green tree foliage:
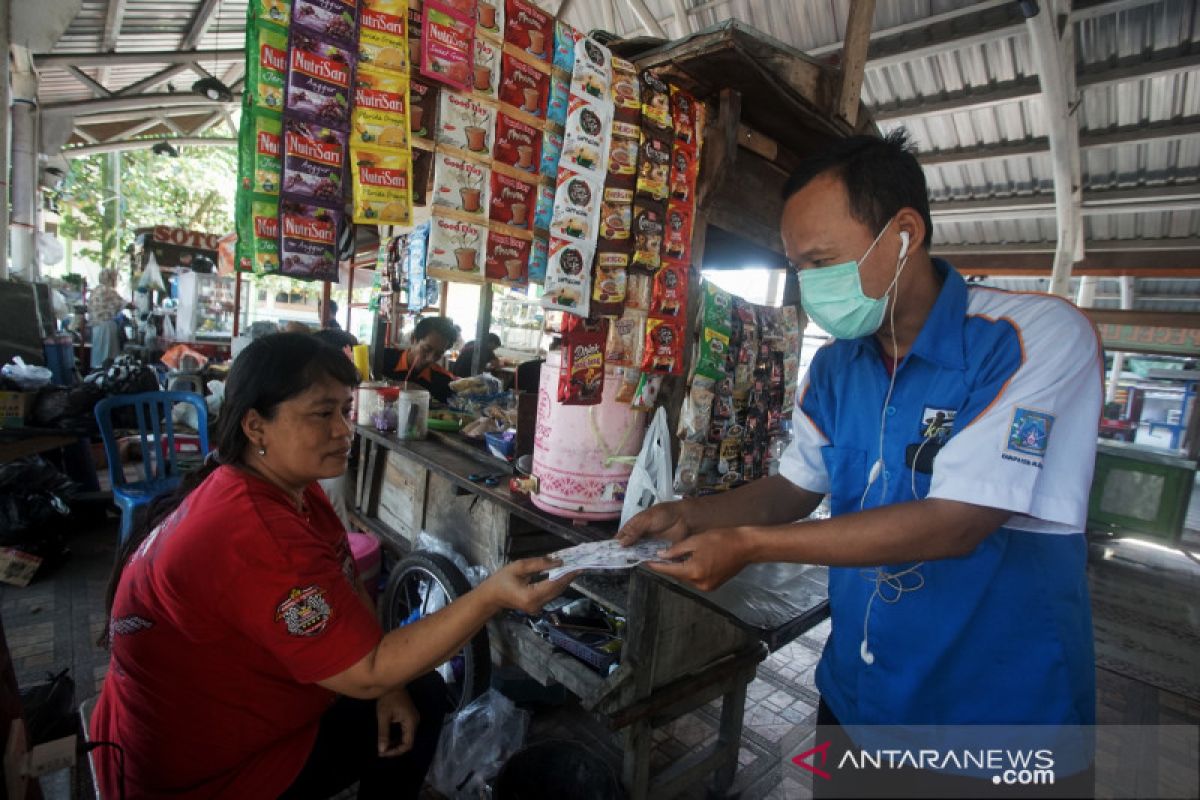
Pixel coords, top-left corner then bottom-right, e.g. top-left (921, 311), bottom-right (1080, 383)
top-left (56, 144), bottom-right (238, 267)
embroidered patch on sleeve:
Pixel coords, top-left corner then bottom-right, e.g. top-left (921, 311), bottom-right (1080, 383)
top-left (275, 585), bottom-right (332, 637)
top-left (1007, 407), bottom-right (1054, 457)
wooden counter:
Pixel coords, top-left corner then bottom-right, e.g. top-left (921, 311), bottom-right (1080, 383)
top-left (352, 427), bottom-right (829, 799)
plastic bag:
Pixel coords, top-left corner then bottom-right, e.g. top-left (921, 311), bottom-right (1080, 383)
top-left (429, 688), bottom-right (530, 799)
top-left (416, 532), bottom-right (490, 587)
top-left (620, 406), bottom-right (673, 528)
top-left (2, 357), bottom-right (53, 390)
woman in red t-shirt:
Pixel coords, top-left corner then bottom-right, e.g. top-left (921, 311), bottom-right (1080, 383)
top-left (90, 333), bottom-right (574, 799)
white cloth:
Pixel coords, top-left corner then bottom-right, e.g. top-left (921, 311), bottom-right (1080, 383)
top-left (90, 320), bottom-right (121, 369)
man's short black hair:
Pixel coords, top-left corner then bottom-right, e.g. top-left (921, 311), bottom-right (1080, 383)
top-left (413, 316), bottom-right (460, 345)
top-left (485, 333), bottom-right (501, 348)
top-left (781, 129), bottom-right (933, 248)
top-left (312, 327), bottom-right (358, 350)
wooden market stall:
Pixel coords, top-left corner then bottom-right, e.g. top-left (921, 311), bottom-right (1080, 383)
top-left (353, 19), bottom-right (877, 799)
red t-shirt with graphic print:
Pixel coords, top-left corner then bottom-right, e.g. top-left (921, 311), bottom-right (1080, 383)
top-left (90, 465), bottom-right (381, 799)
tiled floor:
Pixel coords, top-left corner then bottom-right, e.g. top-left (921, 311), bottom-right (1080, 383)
top-left (3, 513), bottom-right (1200, 799)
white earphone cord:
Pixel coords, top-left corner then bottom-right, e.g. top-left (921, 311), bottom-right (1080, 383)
top-left (858, 229), bottom-right (926, 666)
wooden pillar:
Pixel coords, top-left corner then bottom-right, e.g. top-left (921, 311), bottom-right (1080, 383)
top-left (232, 270), bottom-right (242, 336)
top-left (321, 280), bottom-right (332, 327)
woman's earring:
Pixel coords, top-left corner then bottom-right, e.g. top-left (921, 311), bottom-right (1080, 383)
top-left (258, 446), bottom-right (267, 457)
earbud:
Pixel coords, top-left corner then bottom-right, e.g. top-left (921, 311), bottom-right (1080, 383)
top-left (899, 231), bottom-right (911, 260)
top-left (860, 640), bottom-right (875, 665)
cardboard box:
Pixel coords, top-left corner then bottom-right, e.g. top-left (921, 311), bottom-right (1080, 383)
top-left (0, 391), bottom-right (36, 429)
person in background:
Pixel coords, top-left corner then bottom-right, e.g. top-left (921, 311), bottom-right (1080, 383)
top-left (313, 327), bottom-right (359, 361)
top-left (323, 299), bottom-right (343, 330)
top-left (451, 333), bottom-right (502, 378)
top-left (389, 316), bottom-right (460, 403)
top-left (88, 268), bottom-right (126, 369)
top-left (284, 321), bottom-right (312, 334)
top-left (90, 333), bottom-right (574, 799)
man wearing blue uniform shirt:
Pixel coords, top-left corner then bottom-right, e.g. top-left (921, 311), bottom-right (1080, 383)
top-left (619, 130), bottom-right (1102, 793)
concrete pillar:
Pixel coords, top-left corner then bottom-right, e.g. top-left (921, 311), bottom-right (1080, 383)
top-left (9, 70), bottom-right (38, 281)
top-left (1, 0), bottom-right (11, 280)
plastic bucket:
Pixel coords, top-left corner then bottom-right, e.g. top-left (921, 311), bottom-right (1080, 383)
top-left (530, 352), bottom-right (645, 521)
top-left (494, 740), bottom-right (621, 800)
top-left (347, 532), bottom-right (382, 601)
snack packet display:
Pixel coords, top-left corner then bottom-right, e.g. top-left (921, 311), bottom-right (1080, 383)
top-left (282, 119), bottom-right (347, 204)
top-left (489, 170), bottom-right (535, 229)
top-left (493, 112), bottom-right (542, 173)
top-left (635, 128), bottom-right (671, 202)
top-left (631, 201), bottom-right (665, 272)
top-left (569, 37), bottom-right (612, 101)
top-left (471, 31), bottom-right (501, 96)
top-left (527, 235), bottom-right (548, 283)
top-left (420, 0), bottom-right (474, 90)
top-left (249, 110), bottom-right (283, 196)
top-left (504, 0), bottom-right (553, 63)
top-left (640, 70), bottom-right (671, 131)
top-left (558, 316), bottom-right (608, 405)
top-left (409, 78), bottom-right (439, 139)
top-left (662, 201), bottom-right (693, 263)
top-left (552, 19), bottom-right (580, 74)
top-left (630, 372), bottom-right (664, 410)
top-left (358, 3), bottom-right (409, 75)
top-left (279, 197), bottom-right (341, 280)
top-left (649, 261), bottom-right (687, 317)
top-left (351, 147), bottom-right (413, 224)
top-left (499, 51), bottom-right (549, 118)
top-left (560, 95), bottom-right (612, 180)
top-left (541, 237), bottom-right (593, 316)
top-left (610, 56), bottom-right (640, 124)
top-left (351, 66), bottom-right (410, 150)
top-left (540, 128), bottom-right (563, 179)
top-left (285, 33), bottom-right (356, 128)
top-left (641, 316), bottom-right (682, 375)
top-left (549, 169), bottom-right (603, 244)
top-left (475, 0), bottom-right (502, 36)
top-left (293, 0), bottom-right (360, 48)
top-left (485, 229), bottom-right (531, 284)
top-left (431, 151), bottom-right (490, 219)
top-left (249, 20), bottom-right (289, 112)
top-left (426, 212), bottom-right (487, 281)
top-left (605, 310), bottom-right (645, 367)
top-left (436, 90), bottom-right (496, 155)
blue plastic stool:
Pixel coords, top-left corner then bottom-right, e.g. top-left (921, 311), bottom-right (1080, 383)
top-left (94, 391), bottom-right (210, 543)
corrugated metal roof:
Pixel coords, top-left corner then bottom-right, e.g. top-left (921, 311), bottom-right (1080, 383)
top-left (29, 0), bottom-right (1200, 299)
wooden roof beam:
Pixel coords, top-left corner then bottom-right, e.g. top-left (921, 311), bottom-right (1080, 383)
top-left (834, 0), bottom-right (876, 129)
top-left (1025, 0), bottom-right (1083, 297)
top-left (951, 249), bottom-right (1200, 278)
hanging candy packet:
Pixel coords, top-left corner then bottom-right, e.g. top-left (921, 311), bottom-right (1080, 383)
top-left (631, 201), bottom-right (665, 272)
top-left (358, 3), bottom-right (409, 75)
top-left (420, 1), bottom-right (474, 91)
top-left (489, 170), bottom-right (535, 229)
top-left (475, 0), bottom-right (503, 36)
top-left (426, 212), bottom-right (487, 281)
top-left (635, 128), bottom-right (672, 201)
top-left (550, 169), bottom-right (603, 244)
top-left (610, 57), bottom-right (640, 124)
top-left (558, 317), bottom-right (608, 405)
top-left (249, 21), bottom-right (289, 112)
top-left (640, 70), bottom-right (671, 131)
top-left (641, 316), bottom-right (683, 375)
top-left (493, 112), bottom-right (542, 173)
top-left (527, 235), bottom-right (548, 283)
top-left (605, 310), bottom-right (645, 367)
top-left (279, 197), bottom-right (341, 280)
top-left (471, 33), bottom-right (502, 97)
top-left (282, 119), bottom-right (347, 204)
top-left (285, 33), bottom-right (356, 128)
top-left (553, 19), bottom-right (580, 73)
top-left (350, 147), bottom-right (413, 225)
top-left (541, 237), bottom-right (593, 316)
top-left (650, 261), bottom-right (687, 317)
top-left (662, 202), bottom-right (693, 263)
top-left (485, 229), bottom-right (531, 284)
top-left (570, 37), bottom-right (612, 102)
top-left (561, 95), bottom-right (612, 180)
top-left (540, 128), bottom-right (563, 179)
top-left (504, 0), bottom-right (553, 64)
top-left (352, 66), bottom-right (410, 150)
top-left (250, 111), bottom-right (283, 196)
top-left (409, 78), bottom-right (438, 139)
top-left (431, 151), bottom-right (490, 219)
top-left (630, 372), bottom-right (664, 410)
top-left (436, 90), bottom-right (496, 155)
top-left (499, 51), bottom-right (549, 118)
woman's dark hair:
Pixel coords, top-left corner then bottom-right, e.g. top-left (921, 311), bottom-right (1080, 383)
top-left (100, 333), bottom-right (359, 645)
top-left (412, 316), bottom-right (460, 344)
top-left (781, 128), bottom-right (933, 248)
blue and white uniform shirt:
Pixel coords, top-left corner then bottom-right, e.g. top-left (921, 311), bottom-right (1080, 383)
top-left (778, 260), bottom-right (1103, 726)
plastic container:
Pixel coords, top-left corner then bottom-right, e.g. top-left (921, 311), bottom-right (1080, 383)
top-left (530, 352), bottom-right (645, 521)
top-left (347, 532), bottom-right (382, 601)
top-left (396, 387), bottom-right (430, 440)
top-left (355, 381), bottom-right (387, 426)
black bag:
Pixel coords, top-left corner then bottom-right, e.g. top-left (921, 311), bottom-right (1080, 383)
top-left (19, 668), bottom-right (77, 746)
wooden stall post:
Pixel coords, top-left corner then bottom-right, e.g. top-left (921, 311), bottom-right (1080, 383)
top-left (232, 270), bottom-right (242, 337)
top-left (835, 0), bottom-right (877, 128)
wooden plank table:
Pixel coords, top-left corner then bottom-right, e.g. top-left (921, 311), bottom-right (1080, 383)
top-left (352, 426), bottom-right (829, 799)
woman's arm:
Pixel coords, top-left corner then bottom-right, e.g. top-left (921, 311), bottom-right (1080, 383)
top-left (318, 557), bottom-right (573, 698)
